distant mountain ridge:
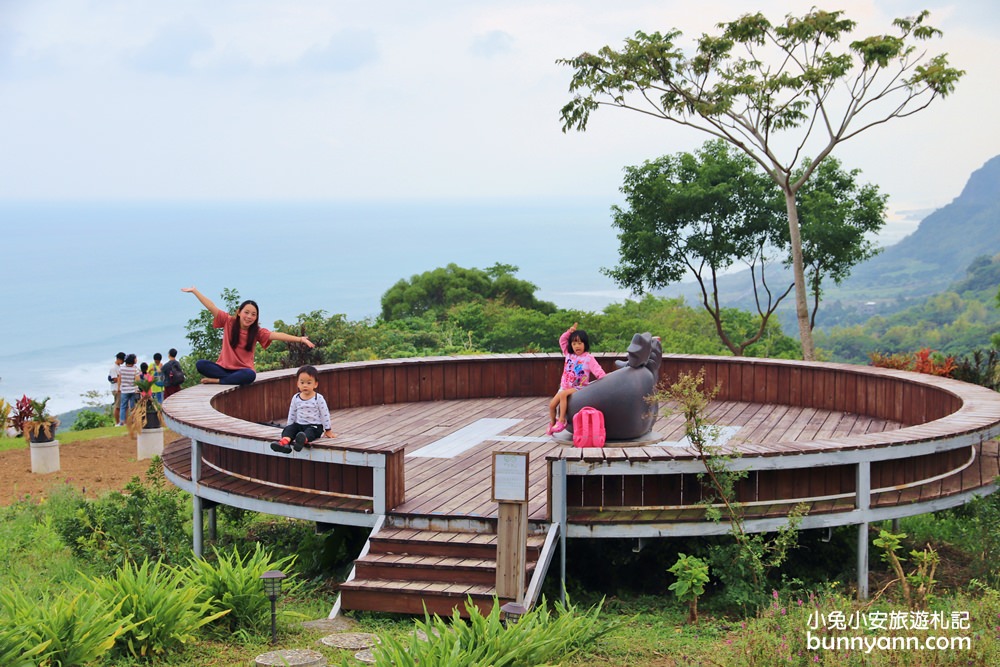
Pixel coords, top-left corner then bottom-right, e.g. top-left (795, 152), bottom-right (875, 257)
top-left (653, 153), bottom-right (1000, 327)
top-left (840, 153), bottom-right (1000, 298)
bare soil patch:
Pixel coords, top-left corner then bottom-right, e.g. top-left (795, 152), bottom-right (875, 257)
top-left (1, 432), bottom-right (158, 505)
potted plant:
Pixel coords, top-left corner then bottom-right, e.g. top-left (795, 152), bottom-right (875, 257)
top-left (127, 371), bottom-right (162, 437)
top-left (22, 396), bottom-right (59, 443)
top-left (0, 397), bottom-right (13, 437)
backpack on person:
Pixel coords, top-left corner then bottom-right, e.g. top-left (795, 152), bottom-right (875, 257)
top-left (572, 406), bottom-right (606, 448)
top-left (164, 360), bottom-right (186, 387)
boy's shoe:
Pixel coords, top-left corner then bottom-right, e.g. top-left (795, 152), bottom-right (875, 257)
top-left (552, 421), bottom-right (566, 434)
top-left (293, 432), bottom-right (308, 451)
top-left (270, 437), bottom-right (292, 454)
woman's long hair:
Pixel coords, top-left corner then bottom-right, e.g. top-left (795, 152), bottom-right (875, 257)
top-left (230, 299), bottom-right (260, 351)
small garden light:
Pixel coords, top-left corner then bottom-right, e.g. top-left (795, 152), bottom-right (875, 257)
top-left (500, 601), bottom-right (527, 628)
top-left (260, 569), bottom-right (286, 644)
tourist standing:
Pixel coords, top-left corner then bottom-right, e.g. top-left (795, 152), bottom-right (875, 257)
top-left (108, 351), bottom-right (125, 426)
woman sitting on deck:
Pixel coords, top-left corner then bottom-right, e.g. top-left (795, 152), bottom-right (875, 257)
top-left (181, 286), bottom-right (315, 385)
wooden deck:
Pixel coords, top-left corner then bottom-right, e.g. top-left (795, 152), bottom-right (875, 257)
top-left (159, 353), bottom-right (1000, 616)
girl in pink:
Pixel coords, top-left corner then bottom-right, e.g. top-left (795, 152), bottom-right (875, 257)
top-left (547, 322), bottom-right (605, 435)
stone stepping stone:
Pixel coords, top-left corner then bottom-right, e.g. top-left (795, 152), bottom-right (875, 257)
top-left (319, 632), bottom-right (380, 651)
top-left (255, 648), bottom-right (326, 667)
top-left (354, 648), bottom-right (377, 664)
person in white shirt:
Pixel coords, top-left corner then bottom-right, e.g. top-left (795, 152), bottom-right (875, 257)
top-left (108, 352), bottom-right (125, 426)
top-left (270, 365), bottom-right (336, 454)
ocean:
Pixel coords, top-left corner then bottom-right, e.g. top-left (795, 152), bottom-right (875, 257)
top-left (0, 199), bottom-right (631, 415)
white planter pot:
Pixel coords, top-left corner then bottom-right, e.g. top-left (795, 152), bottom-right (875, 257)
top-left (30, 439), bottom-right (60, 474)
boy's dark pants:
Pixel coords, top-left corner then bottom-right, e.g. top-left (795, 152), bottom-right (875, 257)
top-left (280, 423), bottom-right (324, 443)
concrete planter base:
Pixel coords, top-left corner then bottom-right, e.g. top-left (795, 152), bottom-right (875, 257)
top-left (137, 428), bottom-right (164, 460)
top-left (30, 439), bottom-right (60, 474)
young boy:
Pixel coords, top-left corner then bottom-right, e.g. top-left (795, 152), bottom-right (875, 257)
top-left (270, 365), bottom-right (336, 454)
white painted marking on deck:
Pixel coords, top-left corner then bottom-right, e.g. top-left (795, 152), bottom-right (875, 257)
top-left (670, 425), bottom-right (741, 448)
top-left (407, 418), bottom-right (524, 458)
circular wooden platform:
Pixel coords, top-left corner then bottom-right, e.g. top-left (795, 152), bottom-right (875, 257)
top-left (161, 353), bottom-right (1000, 537)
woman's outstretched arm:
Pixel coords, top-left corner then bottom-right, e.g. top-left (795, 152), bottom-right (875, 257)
top-left (181, 287), bottom-right (223, 317)
top-left (269, 331), bottom-right (316, 348)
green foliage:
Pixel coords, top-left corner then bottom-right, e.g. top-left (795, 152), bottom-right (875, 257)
top-left (607, 140), bottom-right (794, 356)
top-left (185, 287), bottom-right (241, 361)
top-left (52, 460), bottom-right (190, 573)
top-left (72, 408), bottom-right (115, 430)
top-left (380, 262), bottom-right (556, 322)
top-left (0, 585), bottom-right (126, 667)
top-left (0, 397), bottom-right (11, 433)
top-left (653, 371), bottom-right (805, 612)
top-left (818, 254), bottom-right (1000, 363)
top-left (668, 553), bottom-right (709, 623)
top-left (88, 558), bottom-right (228, 659)
top-left (792, 156), bottom-right (888, 328)
top-left (184, 544), bottom-right (299, 636)
top-left (559, 7), bottom-right (962, 360)
top-left (362, 596), bottom-right (618, 667)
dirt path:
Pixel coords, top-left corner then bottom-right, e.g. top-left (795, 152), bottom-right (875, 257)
top-left (1, 432), bottom-right (161, 505)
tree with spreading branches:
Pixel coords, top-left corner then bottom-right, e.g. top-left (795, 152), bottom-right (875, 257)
top-left (559, 8), bottom-right (963, 359)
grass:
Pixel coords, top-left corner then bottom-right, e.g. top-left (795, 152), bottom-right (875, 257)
top-left (1, 424), bottom-right (174, 451)
top-left (3, 428), bottom-right (1000, 665)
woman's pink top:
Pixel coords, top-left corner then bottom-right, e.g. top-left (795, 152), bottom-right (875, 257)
top-left (559, 328), bottom-right (606, 390)
top-left (214, 311), bottom-right (272, 370)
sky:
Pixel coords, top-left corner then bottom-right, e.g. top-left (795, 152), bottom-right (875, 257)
top-left (2, 1), bottom-right (1000, 243)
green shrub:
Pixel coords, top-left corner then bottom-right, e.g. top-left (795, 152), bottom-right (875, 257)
top-left (54, 460), bottom-right (189, 572)
top-left (88, 558), bottom-right (227, 659)
top-left (236, 517), bottom-right (367, 579)
top-left (71, 409), bottom-right (114, 430)
top-left (185, 543), bottom-right (299, 636)
top-left (365, 596), bottom-right (618, 667)
top-left (0, 586), bottom-right (127, 667)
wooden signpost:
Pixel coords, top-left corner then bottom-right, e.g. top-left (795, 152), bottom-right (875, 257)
top-left (492, 451), bottom-right (528, 603)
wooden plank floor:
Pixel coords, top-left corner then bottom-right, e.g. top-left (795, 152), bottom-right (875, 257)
top-left (319, 397), bottom-right (907, 522)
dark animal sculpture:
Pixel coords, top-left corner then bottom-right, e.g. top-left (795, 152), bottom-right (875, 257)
top-left (565, 332), bottom-right (661, 441)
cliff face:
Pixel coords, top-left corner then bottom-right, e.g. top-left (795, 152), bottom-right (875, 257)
top-left (843, 155), bottom-right (1000, 295)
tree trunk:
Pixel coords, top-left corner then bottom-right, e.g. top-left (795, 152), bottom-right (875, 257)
top-left (784, 189), bottom-right (816, 360)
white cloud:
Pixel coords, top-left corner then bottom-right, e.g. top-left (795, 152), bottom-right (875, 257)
top-left (0, 0), bottom-right (995, 215)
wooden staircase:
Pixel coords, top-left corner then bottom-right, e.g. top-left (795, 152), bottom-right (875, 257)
top-left (337, 525), bottom-right (549, 617)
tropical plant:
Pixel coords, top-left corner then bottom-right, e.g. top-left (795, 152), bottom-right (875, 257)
top-left (21, 396), bottom-right (58, 442)
top-left (368, 596), bottom-right (617, 667)
top-left (126, 370), bottom-right (162, 437)
top-left (184, 544), bottom-right (300, 636)
top-left (0, 586), bottom-right (127, 667)
top-left (87, 558), bottom-right (228, 659)
top-left (0, 398), bottom-right (12, 436)
top-left (9, 394), bottom-right (32, 437)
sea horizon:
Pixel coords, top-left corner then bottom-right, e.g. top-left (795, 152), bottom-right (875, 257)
top-left (1, 197), bottom-right (633, 415)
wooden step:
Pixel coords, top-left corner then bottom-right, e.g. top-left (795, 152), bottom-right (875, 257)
top-left (338, 578), bottom-right (506, 617)
top-left (339, 526), bottom-right (545, 617)
top-left (355, 552), bottom-right (537, 586)
top-left (368, 527), bottom-right (546, 560)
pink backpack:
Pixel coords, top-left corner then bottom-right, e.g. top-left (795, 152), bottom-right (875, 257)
top-left (572, 407), bottom-right (606, 448)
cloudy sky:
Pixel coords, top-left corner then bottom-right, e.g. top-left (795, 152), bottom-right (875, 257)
top-left (2, 0), bottom-right (998, 231)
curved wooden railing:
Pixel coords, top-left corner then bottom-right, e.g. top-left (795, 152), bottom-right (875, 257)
top-left (162, 354), bottom-right (1000, 532)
